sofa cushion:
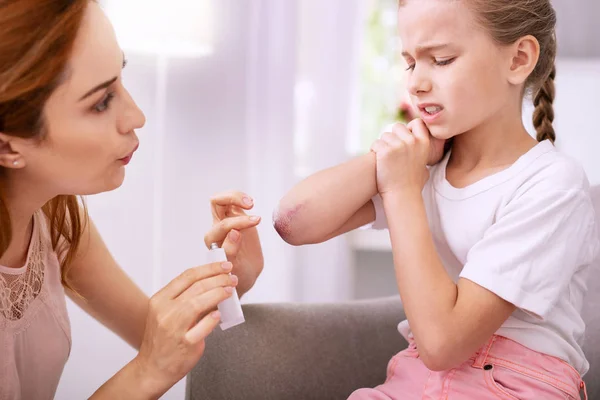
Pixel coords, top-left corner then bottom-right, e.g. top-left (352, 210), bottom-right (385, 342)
top-left (581, 185), bottom-right (600, 397)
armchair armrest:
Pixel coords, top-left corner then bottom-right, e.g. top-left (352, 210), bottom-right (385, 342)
top-left (186, 296), bottom-right (406, 400)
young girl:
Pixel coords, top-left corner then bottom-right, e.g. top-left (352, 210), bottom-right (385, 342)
top-left (275, 0), bottom-right (598, 398)
top-left (0, 1), bottom-right (264, 398)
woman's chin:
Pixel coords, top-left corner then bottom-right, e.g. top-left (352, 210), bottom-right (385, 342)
top-left (74, 172), bottom-right (126, 196)
top-left (102, 173), bottom-right (126, 193)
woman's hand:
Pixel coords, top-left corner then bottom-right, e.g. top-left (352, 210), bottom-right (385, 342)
top-left (110, 262), bottom-right (239, 398)
top-left (203, 191), bottom-right (264, 297)
top-left (371, 119), bottom-right (445, 195)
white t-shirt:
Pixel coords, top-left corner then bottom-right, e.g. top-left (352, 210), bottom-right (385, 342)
top-left (368, 140), bottom-right (599, 375)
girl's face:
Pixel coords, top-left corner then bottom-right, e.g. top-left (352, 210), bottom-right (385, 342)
top-left (398, 0), bottom-right (517, 140)
top-left (5, 2), bottom-right (146, 196)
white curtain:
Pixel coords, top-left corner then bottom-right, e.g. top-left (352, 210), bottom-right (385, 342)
top-left (57, 1), bottom-right (301, 398)
top-left (292, 0), bottom-right (365, 302)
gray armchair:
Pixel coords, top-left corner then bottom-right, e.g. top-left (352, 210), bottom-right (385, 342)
top-left (186, 297), bottom-right (406, 399)
top-left (187, 291), bottom-right (600, 399)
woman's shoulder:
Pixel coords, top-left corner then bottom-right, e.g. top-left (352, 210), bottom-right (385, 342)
top-left (36, 209), bottom-right (67, 262)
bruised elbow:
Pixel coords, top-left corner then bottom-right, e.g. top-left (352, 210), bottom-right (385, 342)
top-left (272, 203), bottom-right (304, 245)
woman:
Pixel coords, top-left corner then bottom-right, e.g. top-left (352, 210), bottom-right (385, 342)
top-left (0, 1), bottom-right (264, 398)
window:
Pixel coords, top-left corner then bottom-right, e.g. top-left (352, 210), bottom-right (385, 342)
top-left (354, 0), bottom-right (409, 154)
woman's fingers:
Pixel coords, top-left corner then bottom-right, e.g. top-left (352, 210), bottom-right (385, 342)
top-left (185, 310), bottom-right (222, 344)
top-left (178, 286), bottom-right (233, 331)
top-left (210, 191), bottom-right (254, 220)
top-left (221, 229), bottom-right (242, 261)
top-left (157, 262), bottom-right (233, 300)
top-left (203, 215), bottom-right (261, 248)
top-left (136, 268), bottom-right (236, 392)
top-left (210, 191), bottom-right (254, 209)
top-left (176, 273), bottom-right (238, 304)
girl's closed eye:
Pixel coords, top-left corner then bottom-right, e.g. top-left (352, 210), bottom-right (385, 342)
top-left (435, 57), bottom-right (456, 66)
top-left (404, 57), bottom-right (456, 71)
top-left (93, 92), bottom-right (116, 113)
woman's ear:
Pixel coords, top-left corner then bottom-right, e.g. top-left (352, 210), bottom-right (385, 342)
top-left (0, 133), bottom-right (25, 169)
top-left (506, 34), bottom-right (540, 86)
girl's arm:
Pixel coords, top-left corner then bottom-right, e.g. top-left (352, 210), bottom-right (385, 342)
top-left (383, 190), bottom-right (516, 371)
top-left (273, 152), bottom-right (378, 245)
top-left (371, 120), bottom-right (517, 371)
top-left (369, 119), bottom-right (597, 372)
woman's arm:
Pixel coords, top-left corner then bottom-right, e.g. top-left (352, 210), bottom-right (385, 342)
top-left (87, 260), bottom-right (235, 399)
top-left (66, 217), bottom-right (148, 350)
top-left (273, 152), bottom-right (378, 245)
top-left (65, 190), bottom-right (265, 351)
top-left (89, 358), bottom-right (163, 400)
top-left (62, 192), bottom-right (262, 397)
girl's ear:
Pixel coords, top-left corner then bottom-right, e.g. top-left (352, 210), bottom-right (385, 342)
top-left (506, 35), bottom-right (540, 86)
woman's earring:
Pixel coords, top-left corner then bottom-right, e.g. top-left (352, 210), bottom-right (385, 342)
top-left (12, 160), bottom-right (18, 166)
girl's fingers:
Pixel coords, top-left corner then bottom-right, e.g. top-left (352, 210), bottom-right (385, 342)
top-left (407, 118), bottom-right (430, 141)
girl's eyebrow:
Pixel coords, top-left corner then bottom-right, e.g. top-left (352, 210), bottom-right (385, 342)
top-left (402, 43), bottom-right (452, 57)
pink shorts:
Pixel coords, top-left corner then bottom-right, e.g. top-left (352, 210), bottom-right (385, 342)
top-left (348, 335), bottom-right (587, 400)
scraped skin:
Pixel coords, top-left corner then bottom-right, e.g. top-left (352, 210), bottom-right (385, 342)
top-left (272, 203), bottom-right (303, 244)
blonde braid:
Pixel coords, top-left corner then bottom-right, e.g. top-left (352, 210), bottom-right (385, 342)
top-left (532, 65), bottom-right (556, 143)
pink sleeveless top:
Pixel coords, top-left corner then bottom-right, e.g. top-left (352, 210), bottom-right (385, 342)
top-left (0, 211), bottom-right (72, 400)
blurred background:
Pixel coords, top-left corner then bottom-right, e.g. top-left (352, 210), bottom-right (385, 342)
top-left (56, 0), bottom-right (600, 398)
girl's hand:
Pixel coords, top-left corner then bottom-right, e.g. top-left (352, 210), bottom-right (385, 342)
top-left (134, 262), bottom-right (238, 396)
top-left (371, 119), bottom-right (445, 195)
top-left (203, 191), bottom-right (264, 296)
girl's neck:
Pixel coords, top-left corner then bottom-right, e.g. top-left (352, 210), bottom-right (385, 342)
top-left (449, 105), bottom-right (538, 173)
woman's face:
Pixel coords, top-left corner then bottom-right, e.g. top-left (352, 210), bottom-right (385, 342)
top-left (8, 1), bottom-right (146, 196)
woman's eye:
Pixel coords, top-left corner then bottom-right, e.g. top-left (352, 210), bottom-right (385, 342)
top-left (94, 92), bottom-right (116, 113)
